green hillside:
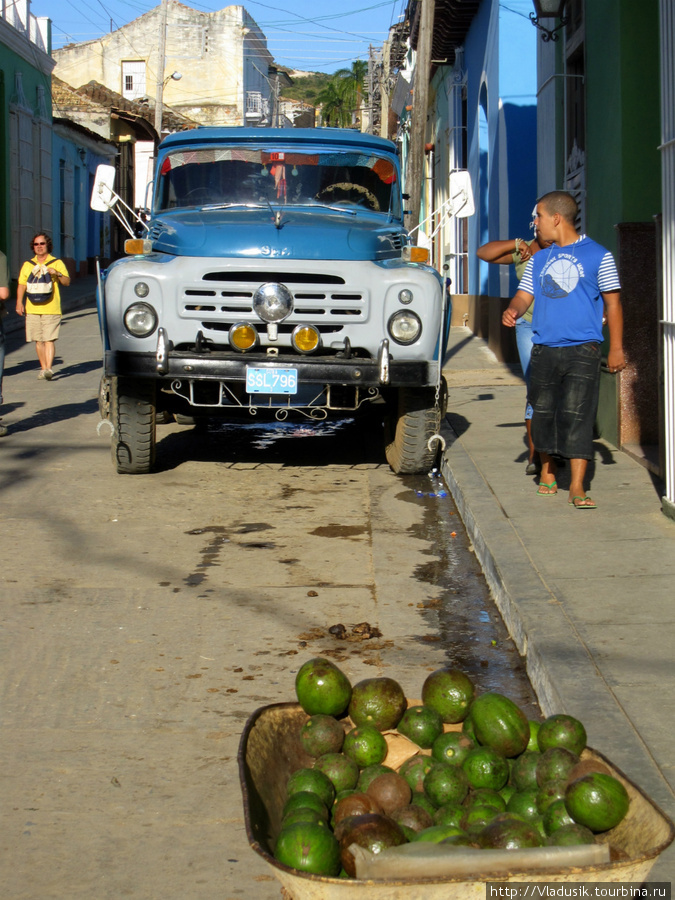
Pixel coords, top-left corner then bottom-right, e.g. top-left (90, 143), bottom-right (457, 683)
top-left (281, 72), bottom-right (333, 105)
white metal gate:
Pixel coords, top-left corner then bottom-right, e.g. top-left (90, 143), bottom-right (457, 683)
top-left (660, 0), bottom-right (675, 516)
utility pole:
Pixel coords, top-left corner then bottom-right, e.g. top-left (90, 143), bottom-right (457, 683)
top-left (405, 0), bottom-right (434, 232)
top-left (380, 39), bottom-right (390, 140)
top-left (154, 0), bottom-right (168, 137)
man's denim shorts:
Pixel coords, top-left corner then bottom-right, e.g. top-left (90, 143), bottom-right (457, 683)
top-left (529, 342), bottom-right (602, 460)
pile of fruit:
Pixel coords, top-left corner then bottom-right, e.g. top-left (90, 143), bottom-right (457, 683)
top-left (273, 658), bottom-right (630, 878)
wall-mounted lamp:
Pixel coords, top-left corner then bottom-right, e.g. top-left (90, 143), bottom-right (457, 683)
top-left (530, 0), bottom-right (569, 42)
top-left (77, 148), bottom-right (87, 163)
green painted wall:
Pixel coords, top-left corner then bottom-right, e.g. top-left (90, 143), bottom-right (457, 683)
top-left (566, 0), bottom-right (661, 447)
top-left (584, 0), bottom-right (661, 252)
top-left (0, 38), bottom-right (54, 270)
top-left (0, 70), bottom-right (6, 256)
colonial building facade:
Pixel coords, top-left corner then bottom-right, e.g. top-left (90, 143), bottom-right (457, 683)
top-left (52, 2), bottom-right (277, 132)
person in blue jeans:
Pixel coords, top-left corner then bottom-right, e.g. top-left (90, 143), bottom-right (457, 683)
top-left (502, 191), bottom-right (625, 509)
top-left (0, 250), bottom-right (9, 437)
top-left (477, 232), bottom-right (548, 474)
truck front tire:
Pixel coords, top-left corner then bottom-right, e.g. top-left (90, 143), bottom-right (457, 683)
top-left (384, 385), bottom-right (443, 474)
top-left (110, 376), bottom-right (157, 474)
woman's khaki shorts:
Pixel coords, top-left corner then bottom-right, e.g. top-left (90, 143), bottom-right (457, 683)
top-left (26, 313), bottom-right (62, 342)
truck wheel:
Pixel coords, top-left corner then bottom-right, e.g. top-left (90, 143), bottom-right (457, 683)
top-left (384, 386), bottom-right (442, 474)
top-left (110, 376), bottom-right (157, 474)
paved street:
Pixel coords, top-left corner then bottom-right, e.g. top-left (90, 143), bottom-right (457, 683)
top-left (0, 302), bottom-right (536, 899)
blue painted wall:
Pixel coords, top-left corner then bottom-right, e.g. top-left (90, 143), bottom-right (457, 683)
top-left (52, 134), bottom-right (113, 273)
top-left (462, 0), bottom-right (537, 297)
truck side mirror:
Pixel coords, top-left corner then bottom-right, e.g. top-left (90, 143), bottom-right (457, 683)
top-left (91, 164), bottom-right (117, 211)
top-left (448, 170), bottom-right (475, 218)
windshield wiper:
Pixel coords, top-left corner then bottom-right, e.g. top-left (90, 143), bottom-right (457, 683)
top-left (199, 202), bottom-right (267, 211)
top-left (294, 201), bottom-right (357, 217)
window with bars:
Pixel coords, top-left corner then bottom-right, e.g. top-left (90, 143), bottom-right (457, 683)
top-left (122, 62), bottom-right (147, 100)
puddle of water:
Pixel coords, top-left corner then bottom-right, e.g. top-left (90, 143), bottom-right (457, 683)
top-left (405, 470), bottom-right (541, 720)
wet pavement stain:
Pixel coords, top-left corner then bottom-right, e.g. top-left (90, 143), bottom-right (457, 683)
top-left (185, 573), bottom-right (206, 586)
top-left (310, 524), bottom-right (367, 538)
top-left (184, 525), bottom-right (233, 586)
top-left (280, 485), bottom-right (302, 499)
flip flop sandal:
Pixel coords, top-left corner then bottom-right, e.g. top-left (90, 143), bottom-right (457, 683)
top-left (537, 481), bottom-right (557, 496)
top-left (569, 495), bottom-right (597, 509)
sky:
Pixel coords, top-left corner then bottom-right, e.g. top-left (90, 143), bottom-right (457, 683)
top-left (29, 0), bottom-right (406, 73)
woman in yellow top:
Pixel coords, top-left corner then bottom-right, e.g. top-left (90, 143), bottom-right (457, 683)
top-left (16, 233), bottom-right (70, 381)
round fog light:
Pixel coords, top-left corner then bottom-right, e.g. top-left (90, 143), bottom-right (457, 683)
top-left (388, 310), bottom-right (421, 345)
top-left (292, 325), bottom-right (320, 354)
top-left (134, 281), bottom-right (150, 298)
top-left (124, 302), bottom-right (158, 337)
top-left (229, 323), bottom-right (258, 351)
top-left (398, 289), bottom-right (414, 305)
top-left (253, 282), bottom-right (294, 323)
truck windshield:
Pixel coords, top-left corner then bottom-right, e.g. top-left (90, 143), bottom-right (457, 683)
top-left (155, 147), bottom-right (400, 216)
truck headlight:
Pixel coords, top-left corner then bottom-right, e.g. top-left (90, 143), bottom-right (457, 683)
top-left (229, 323), bottom-right (259, 352)
top-left (253, 282), bottom-right (294, 323)
top-left (388, 310), bottom-right (421, 345)
top-left (292, 325), bottom-right (321, 354)
top-left (124, 302), bottom-right (158, 337)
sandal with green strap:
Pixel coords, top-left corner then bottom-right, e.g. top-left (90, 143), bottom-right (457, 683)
top-left (537, 481), bottom-right (557, 496)
top-left (569, 495), bottom-right (597, 509)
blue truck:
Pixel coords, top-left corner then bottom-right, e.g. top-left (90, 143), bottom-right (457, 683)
top-left (93, 127), bottom-right (467, 475)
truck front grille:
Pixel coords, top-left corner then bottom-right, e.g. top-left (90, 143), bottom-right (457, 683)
top-left (180, 270), bottom-right (368, 330)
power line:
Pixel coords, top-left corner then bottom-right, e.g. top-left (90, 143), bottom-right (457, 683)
top-left (45, 0), bottom-right (390, 73)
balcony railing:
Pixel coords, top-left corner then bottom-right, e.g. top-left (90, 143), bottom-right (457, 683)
top-left (246, 91), bottom-right (263, 119)
top-left (2, 0), bottom-right (50, 53)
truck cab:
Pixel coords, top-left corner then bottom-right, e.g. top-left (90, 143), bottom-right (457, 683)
top-left (94, 127), bottom-right (459, 474)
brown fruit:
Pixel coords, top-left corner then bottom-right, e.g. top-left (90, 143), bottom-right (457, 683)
top-left (338, 813), bottom-right (406, 877)
top-left (366, 772), bottom-right (412, 815)
top-left (390, 803), bottom-right (433, 833)
top-left (333, 792), bottom-right (382, 826)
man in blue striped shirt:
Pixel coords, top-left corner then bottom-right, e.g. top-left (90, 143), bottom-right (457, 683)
top-left (502, 191), bottom-right (625, 509)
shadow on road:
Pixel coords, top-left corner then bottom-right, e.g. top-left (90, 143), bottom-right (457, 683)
top-left (6, 398), bottom-right (99, 435)
top-left (154, 415), bottom-right (388, 470)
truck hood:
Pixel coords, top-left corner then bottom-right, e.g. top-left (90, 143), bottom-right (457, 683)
top-left (147, 207), bottom-right (405, 261)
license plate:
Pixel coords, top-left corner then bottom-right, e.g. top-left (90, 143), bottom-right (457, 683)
top-left (246, 366), bottom-right (298, 395)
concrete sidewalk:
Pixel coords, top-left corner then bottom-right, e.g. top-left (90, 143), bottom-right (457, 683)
top-left (441, 326), bottom-right (675, 881)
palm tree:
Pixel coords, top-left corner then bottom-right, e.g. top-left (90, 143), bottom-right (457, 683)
top-left (333, 60), bottom-right (368, 126)
top-left (316, 76), bottom-right (352, 128)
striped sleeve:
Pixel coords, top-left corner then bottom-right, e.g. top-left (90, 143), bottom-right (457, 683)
top-left (598, 252), bottom-right (621, 292)
top-left (518, 258), bottom-right (535, 295)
